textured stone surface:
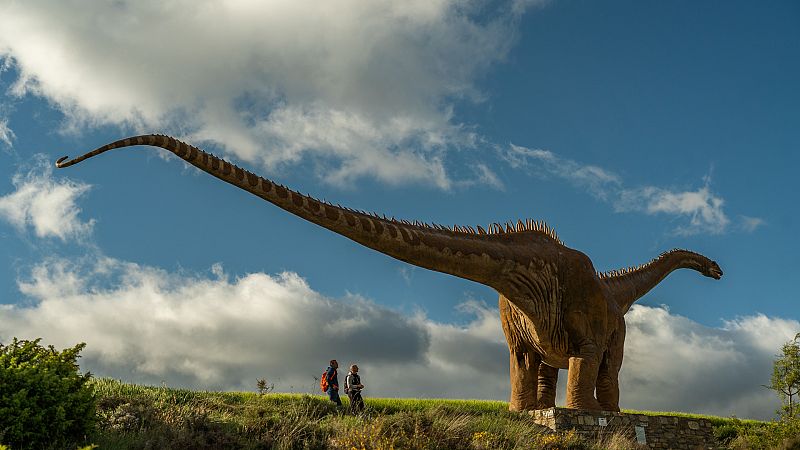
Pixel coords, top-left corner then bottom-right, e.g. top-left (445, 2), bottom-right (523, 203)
top-left (531, 407), bottom-right (717, 450)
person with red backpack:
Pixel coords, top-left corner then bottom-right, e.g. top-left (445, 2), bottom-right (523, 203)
top-left (320, 359), bottom-right (341, 406)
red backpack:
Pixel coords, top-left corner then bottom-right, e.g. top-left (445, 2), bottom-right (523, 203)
top-left (320, 369), bottom-right (333, 392)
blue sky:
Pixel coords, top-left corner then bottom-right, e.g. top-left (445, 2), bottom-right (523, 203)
top-left (0, 0), bottom-right (798, 419)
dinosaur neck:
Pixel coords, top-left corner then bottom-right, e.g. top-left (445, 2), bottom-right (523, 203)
top-left (601, 250), bottom-right (705, 313)
top-left (56, 135), bottom-right (518, 288)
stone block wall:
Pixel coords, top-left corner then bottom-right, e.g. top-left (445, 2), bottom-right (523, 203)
top-left (531, 407), bottom-right (717, 449)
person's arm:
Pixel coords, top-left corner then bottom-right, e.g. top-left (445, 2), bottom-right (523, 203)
top-left (328, 368), bottom-right (339, 389)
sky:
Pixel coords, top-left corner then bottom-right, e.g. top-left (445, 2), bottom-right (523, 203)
top-left (0, 0), bottom-right (798, 420)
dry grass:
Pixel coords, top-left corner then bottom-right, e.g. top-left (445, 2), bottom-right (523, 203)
top-left (87, 378), bottom-right (755, 449)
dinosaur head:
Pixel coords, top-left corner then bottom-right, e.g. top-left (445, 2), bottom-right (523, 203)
top-left (677, 250), bottom-right (723, 280)
top-left (703, 260), bottom-right (723, 280)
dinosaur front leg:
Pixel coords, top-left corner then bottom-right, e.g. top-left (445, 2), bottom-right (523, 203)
top-left (562, 294), bottom-right (607, 411)
top-left (508, 350), bottom-right (540, 412)
top-left (537, 362), bottom-right (559, 409)
top-left (500, 295), bottom-right (540, 412)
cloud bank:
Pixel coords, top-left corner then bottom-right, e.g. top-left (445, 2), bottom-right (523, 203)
top-left (621, 306), bottom-right (796, 420)
top-left (1, 255), bottom-right (794, 420)
top-left (0, 0), bottom-right (533, 189)
top-left (2, 256), bottom-right (508, 400)
top-left (503, 145), bottom-right (762, 235)
top-left (0, 159), bottom-right (94, 241)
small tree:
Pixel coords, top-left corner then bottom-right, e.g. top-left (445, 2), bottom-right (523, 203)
top-left (769, 333), bottom-right (800, 419)
top-left (256, 378), bottom-right (274, 395)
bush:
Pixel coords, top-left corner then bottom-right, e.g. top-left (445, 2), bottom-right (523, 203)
top-left (713, 423), bottom-right (738, 445)
top-left (0, 338), bottom-right (95, 449)
top-left (727, 417), bottom-right (800, 450)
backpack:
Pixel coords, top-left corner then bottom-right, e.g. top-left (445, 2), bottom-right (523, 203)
top-left (320, 369), bottom-right (332, 392)
top-left (345, 372), bottom-right (360, 393)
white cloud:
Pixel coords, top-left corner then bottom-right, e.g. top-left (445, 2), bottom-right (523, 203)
top-left (740, 216), bottom-right (766, 233)
top-left (0, 0), bottom-right (529, 189)
top-left (2, 256), bottom-right (508, 399)
top-left (470, 163), bottom-right (504, 190)
top-left (616, 182), bottom-right (730, 236)
top-left (503, 144), bottom-right (760, 235)
top-left (247, 104), bottom-right (464, 189)
top-left (0, 158), bottom-right (94, 240)
top-left (620, 305), bottom-right (798, 420)
top-left (1, 255), bottom-right (795, 419)
top-left (449, 162), bottom-right (504, 190)
top-left (0, 117), bottom-right (14, 147)
top-left (505, 145), bottom-right (621, 201)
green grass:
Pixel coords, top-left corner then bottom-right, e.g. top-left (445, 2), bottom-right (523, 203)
top-left (84, 378), bottom-right (781, 450)
top-left (90, 377), bottom-right (759, 422)
top-left (348, 397), bottom-right (509, 414)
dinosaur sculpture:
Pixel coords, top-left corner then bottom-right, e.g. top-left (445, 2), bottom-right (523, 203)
top-left (55, 135), bottom-right (723, 412)
top-left (510, 248), bottom-right (723, 412)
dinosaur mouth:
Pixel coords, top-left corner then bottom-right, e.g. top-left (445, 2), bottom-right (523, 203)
top-left (709, 268), bottom-right (723, 279)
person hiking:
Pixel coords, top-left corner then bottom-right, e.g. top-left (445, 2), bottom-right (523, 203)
top-left (322, 359), bottom-right (342, 406)
top-left (345, 364), bottom-right (365, 414)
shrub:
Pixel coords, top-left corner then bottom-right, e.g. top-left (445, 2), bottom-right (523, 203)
top-left (727, 417), bottom-right (800, 449)
top-left (714, 423), bottom-right (738, 445)
top-left (0, 338), bottom-right (95, 449)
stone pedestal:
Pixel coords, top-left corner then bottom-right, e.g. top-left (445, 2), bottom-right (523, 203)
top-left (530, 407), bottom-right (716, 449)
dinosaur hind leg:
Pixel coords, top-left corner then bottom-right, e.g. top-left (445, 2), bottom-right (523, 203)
top-left (508, 350), bottom-right (540, 412)
top-left (597, 325), bottom-right (624, 412)
top-left (596, 353), bottom-right (620, 412)
top-left (565, 355), bottom-right (601, 410)
top-left (537, 362), bottom-right (559, 409)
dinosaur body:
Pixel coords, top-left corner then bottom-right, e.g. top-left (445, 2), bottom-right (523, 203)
top-left (56, 135), bottom-right (722, 411)
top-left (506, 249), bottom-right (723, 411)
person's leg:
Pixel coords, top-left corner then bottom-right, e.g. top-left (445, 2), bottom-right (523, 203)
top-left (328, 387), bottom-right (342, 406)
top-left (347, 392), bottom-right (356, 414)
top-left (355, 392), bottom-right (364, 412)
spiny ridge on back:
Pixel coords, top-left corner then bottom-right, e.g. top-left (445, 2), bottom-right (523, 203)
top-left (55, 134), bottom-right (564, 244)
top-left (160, 134), bottom-right (564, 244)
top-left (597, 248), bottom-right (693, 279)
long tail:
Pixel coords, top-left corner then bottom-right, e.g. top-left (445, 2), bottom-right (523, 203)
top-left (55, 135), bottom-right (519, 289)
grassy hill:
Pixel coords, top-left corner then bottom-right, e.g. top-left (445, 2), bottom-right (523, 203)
top-left (88, 378), bottom-right (772, 450)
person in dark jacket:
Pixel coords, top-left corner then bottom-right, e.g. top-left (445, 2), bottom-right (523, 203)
top-left (345, 364), bottom-right (365, 414)
top-left (325, 359), bottom-right (341, 406)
